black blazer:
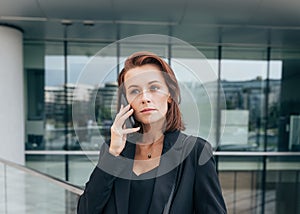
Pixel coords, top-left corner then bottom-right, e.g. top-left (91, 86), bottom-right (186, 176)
top-left (77, 131), bottom-right (227, 214)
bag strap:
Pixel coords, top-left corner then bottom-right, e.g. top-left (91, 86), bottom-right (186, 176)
top-left (163, 135), bottom-right (191, 214)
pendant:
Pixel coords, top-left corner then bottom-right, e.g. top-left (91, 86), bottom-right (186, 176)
top-left (147, 153), bottom-right (152, 159)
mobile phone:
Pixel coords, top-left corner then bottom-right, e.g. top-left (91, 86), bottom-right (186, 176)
top-left (120, 93), bottom-right (136, 128)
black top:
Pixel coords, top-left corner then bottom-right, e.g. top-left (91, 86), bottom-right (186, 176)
top-left (129, 167), bottom-right (158, 214)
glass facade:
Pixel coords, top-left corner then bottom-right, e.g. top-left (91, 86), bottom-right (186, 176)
top-left (24, 38), bottom-right (300, 214)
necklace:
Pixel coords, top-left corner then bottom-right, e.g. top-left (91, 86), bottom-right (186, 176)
top-left (145, 135), bottom-right (164, 159)
top-left (135, 135), bottom-right (164, 160)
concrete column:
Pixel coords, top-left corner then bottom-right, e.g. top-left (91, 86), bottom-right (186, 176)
top-left (0, 25), bottom-right (25, 165)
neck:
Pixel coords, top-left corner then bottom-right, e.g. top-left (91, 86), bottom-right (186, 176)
top-left (141, 119), bottom-right (166, 142)
top-left (139, 131), bottom-right (164, 145)
top-left (135, 133), bottom-right (164, 159)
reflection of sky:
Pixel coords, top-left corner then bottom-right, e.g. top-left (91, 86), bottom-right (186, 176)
top-left (45, 56), bottom-right (117, 86)
top-left (45, 56), bottom-right (282, 87)
top-left (171, 58), bottom-right (218, 84)
top-left (221, 60), bottom-right (282, 81)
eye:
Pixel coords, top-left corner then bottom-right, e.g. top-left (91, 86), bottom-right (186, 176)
top-left (149, 85), bottom-right (160, 91)
top-left (129, 89), bottom-right (140, 95)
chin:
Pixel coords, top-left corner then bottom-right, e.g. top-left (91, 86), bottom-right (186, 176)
top-left (141, 118), bottom-right (166, 128)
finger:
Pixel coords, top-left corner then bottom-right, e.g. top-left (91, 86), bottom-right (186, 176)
top-left (115, 104), bottom-right (131, 120)
top-left (111, 108), bottom-right (134, 131)
top-left (111, 124), bottom-right (139, 137)
top-left (122, 127), bottom-right (140, 135)
top-left (116, 109), bottom-right (134, 126)
top-left (120, 103), bottom-right (130, 111)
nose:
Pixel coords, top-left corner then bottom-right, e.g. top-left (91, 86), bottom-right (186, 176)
top-left (140, 90), bottom-right (151, 104)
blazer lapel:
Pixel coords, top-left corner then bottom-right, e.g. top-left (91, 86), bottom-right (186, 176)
top-left (148, 131), bottom-right (185, 214)
top-left (114, 142), bottom-right (135, 214)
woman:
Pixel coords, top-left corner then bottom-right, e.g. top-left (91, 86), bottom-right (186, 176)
top-left (77, 51), bottom-right (227, 214)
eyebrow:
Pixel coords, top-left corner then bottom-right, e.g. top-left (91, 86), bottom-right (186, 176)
top-left (127, 80), bottom-right (162, 89)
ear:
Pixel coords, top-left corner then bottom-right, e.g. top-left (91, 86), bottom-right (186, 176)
top-left (167, 96), bottom-right (172, 103)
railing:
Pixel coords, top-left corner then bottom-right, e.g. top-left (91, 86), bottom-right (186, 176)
top-left (0, 158), bottom-right (83, 214)
top-left (25, 150), bottom-right (300, 156)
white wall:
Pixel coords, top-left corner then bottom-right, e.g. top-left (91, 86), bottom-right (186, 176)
top-left (0, 25), bottom-right (25, 164)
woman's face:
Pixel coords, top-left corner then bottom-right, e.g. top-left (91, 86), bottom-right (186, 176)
top-left (124, 64), bottom-right (170, 127)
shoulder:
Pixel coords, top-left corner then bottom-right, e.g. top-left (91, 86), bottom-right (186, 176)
top-left (180, 132), bottom-right (214, 165)
top-left (180, 132), bottom-right (211, 150)
top-left (164, 131), bottom-right (213, 158)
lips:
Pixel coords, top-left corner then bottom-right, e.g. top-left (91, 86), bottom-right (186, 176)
top-left (140, 108), bottom-right (156, 113)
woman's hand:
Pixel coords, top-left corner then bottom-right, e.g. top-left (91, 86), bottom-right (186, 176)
top-left (109, 104), bottom-right (140, 156)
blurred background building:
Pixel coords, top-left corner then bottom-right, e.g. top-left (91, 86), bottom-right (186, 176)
top-left (0, 0), bottom-right (300, 213)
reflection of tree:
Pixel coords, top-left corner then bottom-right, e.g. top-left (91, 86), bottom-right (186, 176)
top-left (98, 106), bottom-right (112, 122)
top-left (95, 82), bottom-right (118, 142)
top-left (97, 106), bottom-right (113, 142)
top-left (226, 99), bottom-right (235, 109)
top-left (268, 103), bottom-right (280, 129)
top-left (225, 90), bottom-right (243, 110)
top-left (71, 103), bottom-right (90, 142)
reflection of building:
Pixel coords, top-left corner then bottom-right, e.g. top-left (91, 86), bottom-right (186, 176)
top-left (45, 83), bottom-right (118, 125)
top-left (45, 84), bottom-right (95, 124)
top-left (222, 79), bottom-right (281, 107)
top-left (221, 79), bottom-right (281, 130)
top-left (183, 79), bottom-right (281, 148)
top-left (45, 86), bottom-right (64, 123)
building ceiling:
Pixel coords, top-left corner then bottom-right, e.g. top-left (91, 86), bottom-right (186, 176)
top-left (1, 0), bottom-right (300, 48)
